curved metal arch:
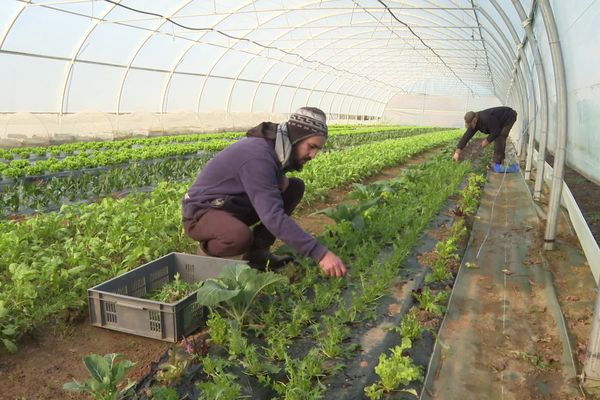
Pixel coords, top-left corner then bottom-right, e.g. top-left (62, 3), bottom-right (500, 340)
top-left (160, 0), bottom-right (258, 113)
top-left (510, 0), bottom-right (549, 198)
top-left (0, 0), bottom-right (31, 49)
top-left (333, 80), bottom-right (387, 119)
top-left (271, 31), bottom-right (404, 116)
top-left (59, 1), bottom-right (120, 115)
top-left (473, 25), bottom-right (513, 88)
top-left (202, 1), bottom-right (502, 115)
top-left (280, 33), bottom-right (415, 115)
top-left (346, 82), bottom-right (386, 114)
top-left (284, 39), bottom-right (398, 114)
top-left (316, 78), bottom-right (393, 119)
top-left (340, 47), bottom-right (494, 90)
top-left (304, 41), bottom-right (488, 104)
top-left (246, 10), bottom-right (404, 115)
top-left (199, 0), bottom-right (322, 114)
top-left (253, 2), bottom-right (481, 115)
top-left (360, 0), bottom-right (482, 50)
top-left (227, 11), bottom-right (346, 112)
top-left (246, 2), bottom-right (486, 115)
top-left (487, 0), bottom-right (536, 162)
top-left (267, 37), bottom-right (401, 113)
top-left (361, 0), bottom-right (484, 93)
top-left (325, 78), bottom-right (354, 117)
top-left (359, 97), bottom-right (371, 120)
top-left (476, 7), bottom-right (529, 118)
top-left (316, 74), bottom-right (340, 112)
top-left (478, 22), bottom-right (523, 98)
top-left (278, 17), bottom-right (490, 112)
top-left (348, 83), bottom-right (358, 115)
top-left (313, 10), bottom-right (486, 75)
top-left (334, 79), bottom-right (362, 117)
top-left (115, 0), bottom-right (195, 114)
top-left (200, 1), bottom-right (394, 115)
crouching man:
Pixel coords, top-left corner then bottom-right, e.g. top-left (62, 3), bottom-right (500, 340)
top-left (182, 107), bottom-right (347, 277)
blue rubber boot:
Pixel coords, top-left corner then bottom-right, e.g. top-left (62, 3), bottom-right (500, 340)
top-left (493, 162), bottom-right (519, 173)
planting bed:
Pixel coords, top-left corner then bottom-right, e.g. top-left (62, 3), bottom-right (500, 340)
top-left (0, 135), bottom-right (592, 400)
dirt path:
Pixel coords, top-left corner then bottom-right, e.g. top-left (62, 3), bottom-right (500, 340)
top-left (422, 165), bottom-right (584, 399)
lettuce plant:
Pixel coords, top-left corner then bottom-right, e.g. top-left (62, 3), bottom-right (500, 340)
top-left (196, 264), bottom-right (287, 326)
top-left (63, 353), bottom-right (136, 400)
top-left (364, 338), bottom-right (421, 399)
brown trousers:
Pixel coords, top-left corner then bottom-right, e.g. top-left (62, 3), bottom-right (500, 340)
top-left (493, 111), bottom-right (518, 164)
top-left (183, 178), bottom-right (305, 257)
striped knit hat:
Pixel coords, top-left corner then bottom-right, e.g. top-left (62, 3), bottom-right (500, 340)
top-left (287, 107), bottom-right (328, 145)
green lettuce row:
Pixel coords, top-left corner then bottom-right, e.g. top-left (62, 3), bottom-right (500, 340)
top-left (0, 125), bottom-right (442, 162)
top-left (295, 129), bottom-right (463, 203)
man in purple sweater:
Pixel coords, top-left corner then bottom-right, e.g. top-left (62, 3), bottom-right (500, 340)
top-left (182, 107), bottom-right (347, 277)
top-left (453, 106), bottom-right (519, 173)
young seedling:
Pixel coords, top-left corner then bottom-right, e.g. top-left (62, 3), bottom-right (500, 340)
top-left (390, 308), bottom-right (424, 342)
top-left (146, 272), bottom-right (201, 303)
top-left (196, 264), bottom-right (287, 326)
top-left (413, 287), bottom-right (449, 316)
top-left (63, 353), bottom-right (136, 400)
top-left (156, 346), bottom-right (191, 386)
top-left (364, 338), bottom-right (421, 399)
top-left (206, 310), bottom-right (228, 345)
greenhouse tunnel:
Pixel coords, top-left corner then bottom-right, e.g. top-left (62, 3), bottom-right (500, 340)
top-left (1, 0), bottom-right (599, 398)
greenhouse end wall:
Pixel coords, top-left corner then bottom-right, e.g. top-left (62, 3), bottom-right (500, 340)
top-left (0, 111), bottom-right (287, 147)
top-left (383, 93), bottom-right (501, 128)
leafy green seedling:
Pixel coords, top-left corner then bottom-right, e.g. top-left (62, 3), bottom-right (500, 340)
top-left (63, 353), bottom-right (136, 400)
top-left (196, 263), bottom-right (287, 326)
top-left (146, 273), bottom-right (201, 303)
top-left (156, 346), bottom-right (191, 386)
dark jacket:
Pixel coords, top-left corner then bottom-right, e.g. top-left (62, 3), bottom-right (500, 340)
top-left (457, 106), bottom-right (517, 149)
top-left (182, 136), bottom-right (327, 262)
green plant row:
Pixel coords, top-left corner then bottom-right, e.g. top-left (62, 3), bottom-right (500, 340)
top-left (0, 154), bottom-right (212, 218)
top-left (0, 125), bottom-right (438, 162)
top-left (61, 151), bottom-right (482, 399)
top-left (0, 131), bottom-right (460, 354)
top-left (189, 153), bottom-right (472, 398)
top-left (296, 129), bottom-right (463, 204)
top-left (0, 127), bottom-right (448, 217)
top-left (0, 126), bottom-right (441, 179)
top-left (324, 126), bottom-right (447, 150)
top-left (64, 153), bottom-right (479, 399)
top-left (0, 131), bottom-right (245, 161)
top-left (0, 141), bottom-right (231, 179)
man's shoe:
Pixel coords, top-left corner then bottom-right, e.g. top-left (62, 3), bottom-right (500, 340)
top-left (196, 243), bottom-right (208, 256)
top-left (493, 162), bottom-right (519, 173)
top-left (243, 249), bottom-right (294, 270)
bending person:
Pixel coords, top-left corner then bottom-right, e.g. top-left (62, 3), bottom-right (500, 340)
top-left (453, 106), bottom-right (519, 173)
top-left (182, 107), bottom-right (347, 277)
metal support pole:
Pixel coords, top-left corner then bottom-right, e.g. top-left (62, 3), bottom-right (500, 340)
top-left (584, 286), bottom-right (600, 384)
top-left (489, 0), bottom-right (536, 167)
top-left (512, 0), bottom-right (549, 186)
top-left (476, 11), bottom-right (529, 156)
top-left (539, 0), bottom-right (567, 252)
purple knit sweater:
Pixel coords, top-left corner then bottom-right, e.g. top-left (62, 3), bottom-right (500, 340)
top-left (182, 137), bottom-right (327, 262)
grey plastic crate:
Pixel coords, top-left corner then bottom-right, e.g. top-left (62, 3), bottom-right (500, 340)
top-left (88, 252), bottom-right (239, 342)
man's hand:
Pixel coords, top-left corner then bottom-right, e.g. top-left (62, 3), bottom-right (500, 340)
top-left (452, 149), bottom-right (462, 161)
top-left (319, 251), bottom-right (347, 277)
top-left (481, 139), bottom-right (489, 148)
top-left (278, 176), bottom-right (289, 192)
